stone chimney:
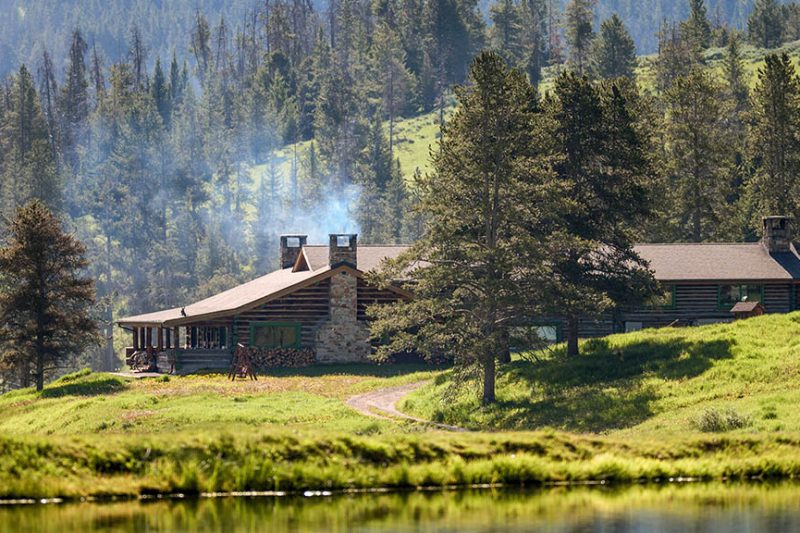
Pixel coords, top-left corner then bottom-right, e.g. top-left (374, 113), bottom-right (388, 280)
top-left (762, 216), bottom-right (792, 253)
top-left (316, 233), bottom-right (369, 363)
top-left (329, 234), bottom-right (358, 268)
top-left (280, 234), bottom-right (307, 269)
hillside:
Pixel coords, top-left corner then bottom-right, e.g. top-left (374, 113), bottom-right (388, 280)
top-left (4, 315), bottom-right (800, 498)
top-left (402, 313), bottom-right (800, 436)
top-left (260, 39), bottom-right (800, 192)
top-left (0, 365), bottom-right (439, 436)
top-left (0, 0), bottom-right (759, 77)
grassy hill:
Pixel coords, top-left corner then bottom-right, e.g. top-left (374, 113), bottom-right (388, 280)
top-left (3, 314), bottom-right (800, 498)
top-left (254, 39), bottom-right (800, 198)
top-left (0, 365), bottom-right (440, 436)
top-left (402, 312), bottom-right (800, 437)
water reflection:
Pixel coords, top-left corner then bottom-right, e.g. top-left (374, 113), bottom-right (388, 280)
top-left (3, 483), bottom-right (800, 532)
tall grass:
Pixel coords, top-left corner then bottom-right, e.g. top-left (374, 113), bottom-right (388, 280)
top-left (4, 430), bottom-right (800, 499)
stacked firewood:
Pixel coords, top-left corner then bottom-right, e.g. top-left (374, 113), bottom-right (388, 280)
top-left (237, 346), bottom-right (316, 368)
top-left (130, 350), bottom-right (157, 372)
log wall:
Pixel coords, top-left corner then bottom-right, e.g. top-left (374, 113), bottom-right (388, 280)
top-left (233, 278), bottom-right (332, 348)
top-left (356, 278), bottom-right (407, 321)
top-left (564, 282), bottom-right (797, 340)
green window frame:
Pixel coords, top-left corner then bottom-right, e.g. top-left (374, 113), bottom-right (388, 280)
top-left (249, 322), bottom-right (302, 349)
top-left (647, 285), bottom-right (676, 310)
top-left (717, 284), bottom-right (765, 310)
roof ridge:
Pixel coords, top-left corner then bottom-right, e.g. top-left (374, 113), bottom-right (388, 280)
top-left (302, 244), bottom-right (411, 247)
top-left (634, 242), bottom-right (762, 246)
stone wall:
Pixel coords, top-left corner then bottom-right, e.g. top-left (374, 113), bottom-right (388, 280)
top-left (329, 234), bottom-right (358, 267)
top-left (315, 269), bottom-right (371, 363)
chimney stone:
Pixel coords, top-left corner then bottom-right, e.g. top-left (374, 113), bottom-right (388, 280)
top-left (329, 234), bottom-right (358, 268)
top-left (280, 234), bottom-right (307, 269)
top-left (763, 216), bottom-right (792, 253)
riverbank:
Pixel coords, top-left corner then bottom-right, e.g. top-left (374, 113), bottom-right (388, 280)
top-left (4, 429), bottom-right (800, 499)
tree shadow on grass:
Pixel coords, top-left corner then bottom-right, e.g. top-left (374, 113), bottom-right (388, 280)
top-left (487, 382), bottom-right (659, 432)
top-left (456, 336), bottom-right (735, 432)
top-left (40, 376), bottom-right (127, 398)
top-left (257, 362), bottom-right (451, 379)
top-left (528, 337), bottom-right (736, 388)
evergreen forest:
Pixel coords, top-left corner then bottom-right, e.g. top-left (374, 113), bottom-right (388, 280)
top-left (3, 0), bottom-right (800, 373)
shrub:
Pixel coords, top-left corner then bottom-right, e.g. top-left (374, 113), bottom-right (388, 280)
top-left (695, 407), bottom-right (751, 432)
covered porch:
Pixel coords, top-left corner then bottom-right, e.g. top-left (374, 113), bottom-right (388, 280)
top-left (123, 322), bottom-right (235, 373)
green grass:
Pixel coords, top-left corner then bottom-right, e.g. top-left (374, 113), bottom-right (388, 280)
top-left (0, 364), bottom-right (442, 436)
top-left (5, 315), bottom-right (800, 498)
top-left (6, 428), bottom-right (800, 499)
top-left (401, 312), bottom-right (800, 437)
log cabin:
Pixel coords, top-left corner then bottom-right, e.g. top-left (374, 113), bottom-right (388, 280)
top-left (118, 216), bottom-right (800, 371)
top-left (117, 234), bottom-right (412, 373)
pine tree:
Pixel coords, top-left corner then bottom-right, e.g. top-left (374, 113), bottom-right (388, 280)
top-left (591, 14), bottom-right (637, 80)
top-left (89, 45), bottom-right (105, 107)
top-left (62, 29), bottom-right (89, 171)
top-left (663, 68), bottom-right (733, 242)
top-left (151, 57), bottom-right (171, 126)
top-left (681, 0), bottom-right (712, 52)
top-left (369, 52), bottom-right (558, 404)
top-left (546, 73), bottom-right (657, 356)
top-left (490, 0), bottom-right (524, 65)
top-left (655, 22), bottom-right (698, 93)
top-left (0, 200), bottom-right (98, 391)
top-left (37, 50), bottom-right (61, 169)
top-left (356, 110), bottom-right (395, 242)
top-left (748, 0), bottom-right (784, 49)
top-left (191, 10), bottom-right (212, 79)
top-left (518, 0), bottom-right (548, 86)
top-left (564, 0), bottom-right (596, 75)
top-left (128, 25), bottom-right (148, 90)
top-left (370, 23), bottom-right (416, 153)
top-left (0, 65), bottom-right (60, 213)
top-left (724, 34), bottom-right (749, 115)
top-left (381, 159), bottom-right (410, 243)
top-left (746, 54), bottom-right (800, 227)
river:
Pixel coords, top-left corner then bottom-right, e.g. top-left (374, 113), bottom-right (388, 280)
top-left (2, 483), bottom-right (800, 532)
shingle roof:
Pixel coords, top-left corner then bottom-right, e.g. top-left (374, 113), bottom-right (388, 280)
top-left (119, 266), bottom-right (327, 325)
top-left (119, 241), bottom-right (800, 326)
top-left (730, 301), bottom-right (763, 313)
top-left (301, 245), bottom-right (410, 272)
top-left (634, 243), bottom-right (800, 281)
top-left (119, 245), bottom-right (412, 326)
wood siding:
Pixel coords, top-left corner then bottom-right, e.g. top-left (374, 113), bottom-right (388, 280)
top-left (178, 277), bottom-right (407, 351)
top-left (616, 282), bottom-right (795, 334)
top-left (233, 278), bottom-right (332, 348)
top-left (357, 278), bottom-right (407, 321)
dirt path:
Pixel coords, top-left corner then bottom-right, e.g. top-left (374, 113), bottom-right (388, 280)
top-left (346, 381), bottom-right (466, 431)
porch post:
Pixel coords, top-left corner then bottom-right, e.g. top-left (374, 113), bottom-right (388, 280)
top-left (133, 327), bottom-right (140, 350)
top-left (174, 327), bottom-right (180, 349)
top-left (145, 327), bottom-right (152, 349)
top-left (157, 328), bottom-right (164, 351)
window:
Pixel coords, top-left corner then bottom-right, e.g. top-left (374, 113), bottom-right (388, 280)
top-left (718, 285), bottom-right (764, 309)
top-left (249, 322), bottom-right (301, 349)
top-left (648, 285), bottom-right (676, 310)
top-left (509, 323), bottom-right (562, 350)
top-left (336, 235), bottom-right (351, 247)
top-left (625, 321), bottom-right (643, 333)
top-left (536, 326), bottom-right (560, 343)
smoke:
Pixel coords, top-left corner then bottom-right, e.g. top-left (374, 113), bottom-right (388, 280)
top-left (284, 183), bottom-right (362, 244)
